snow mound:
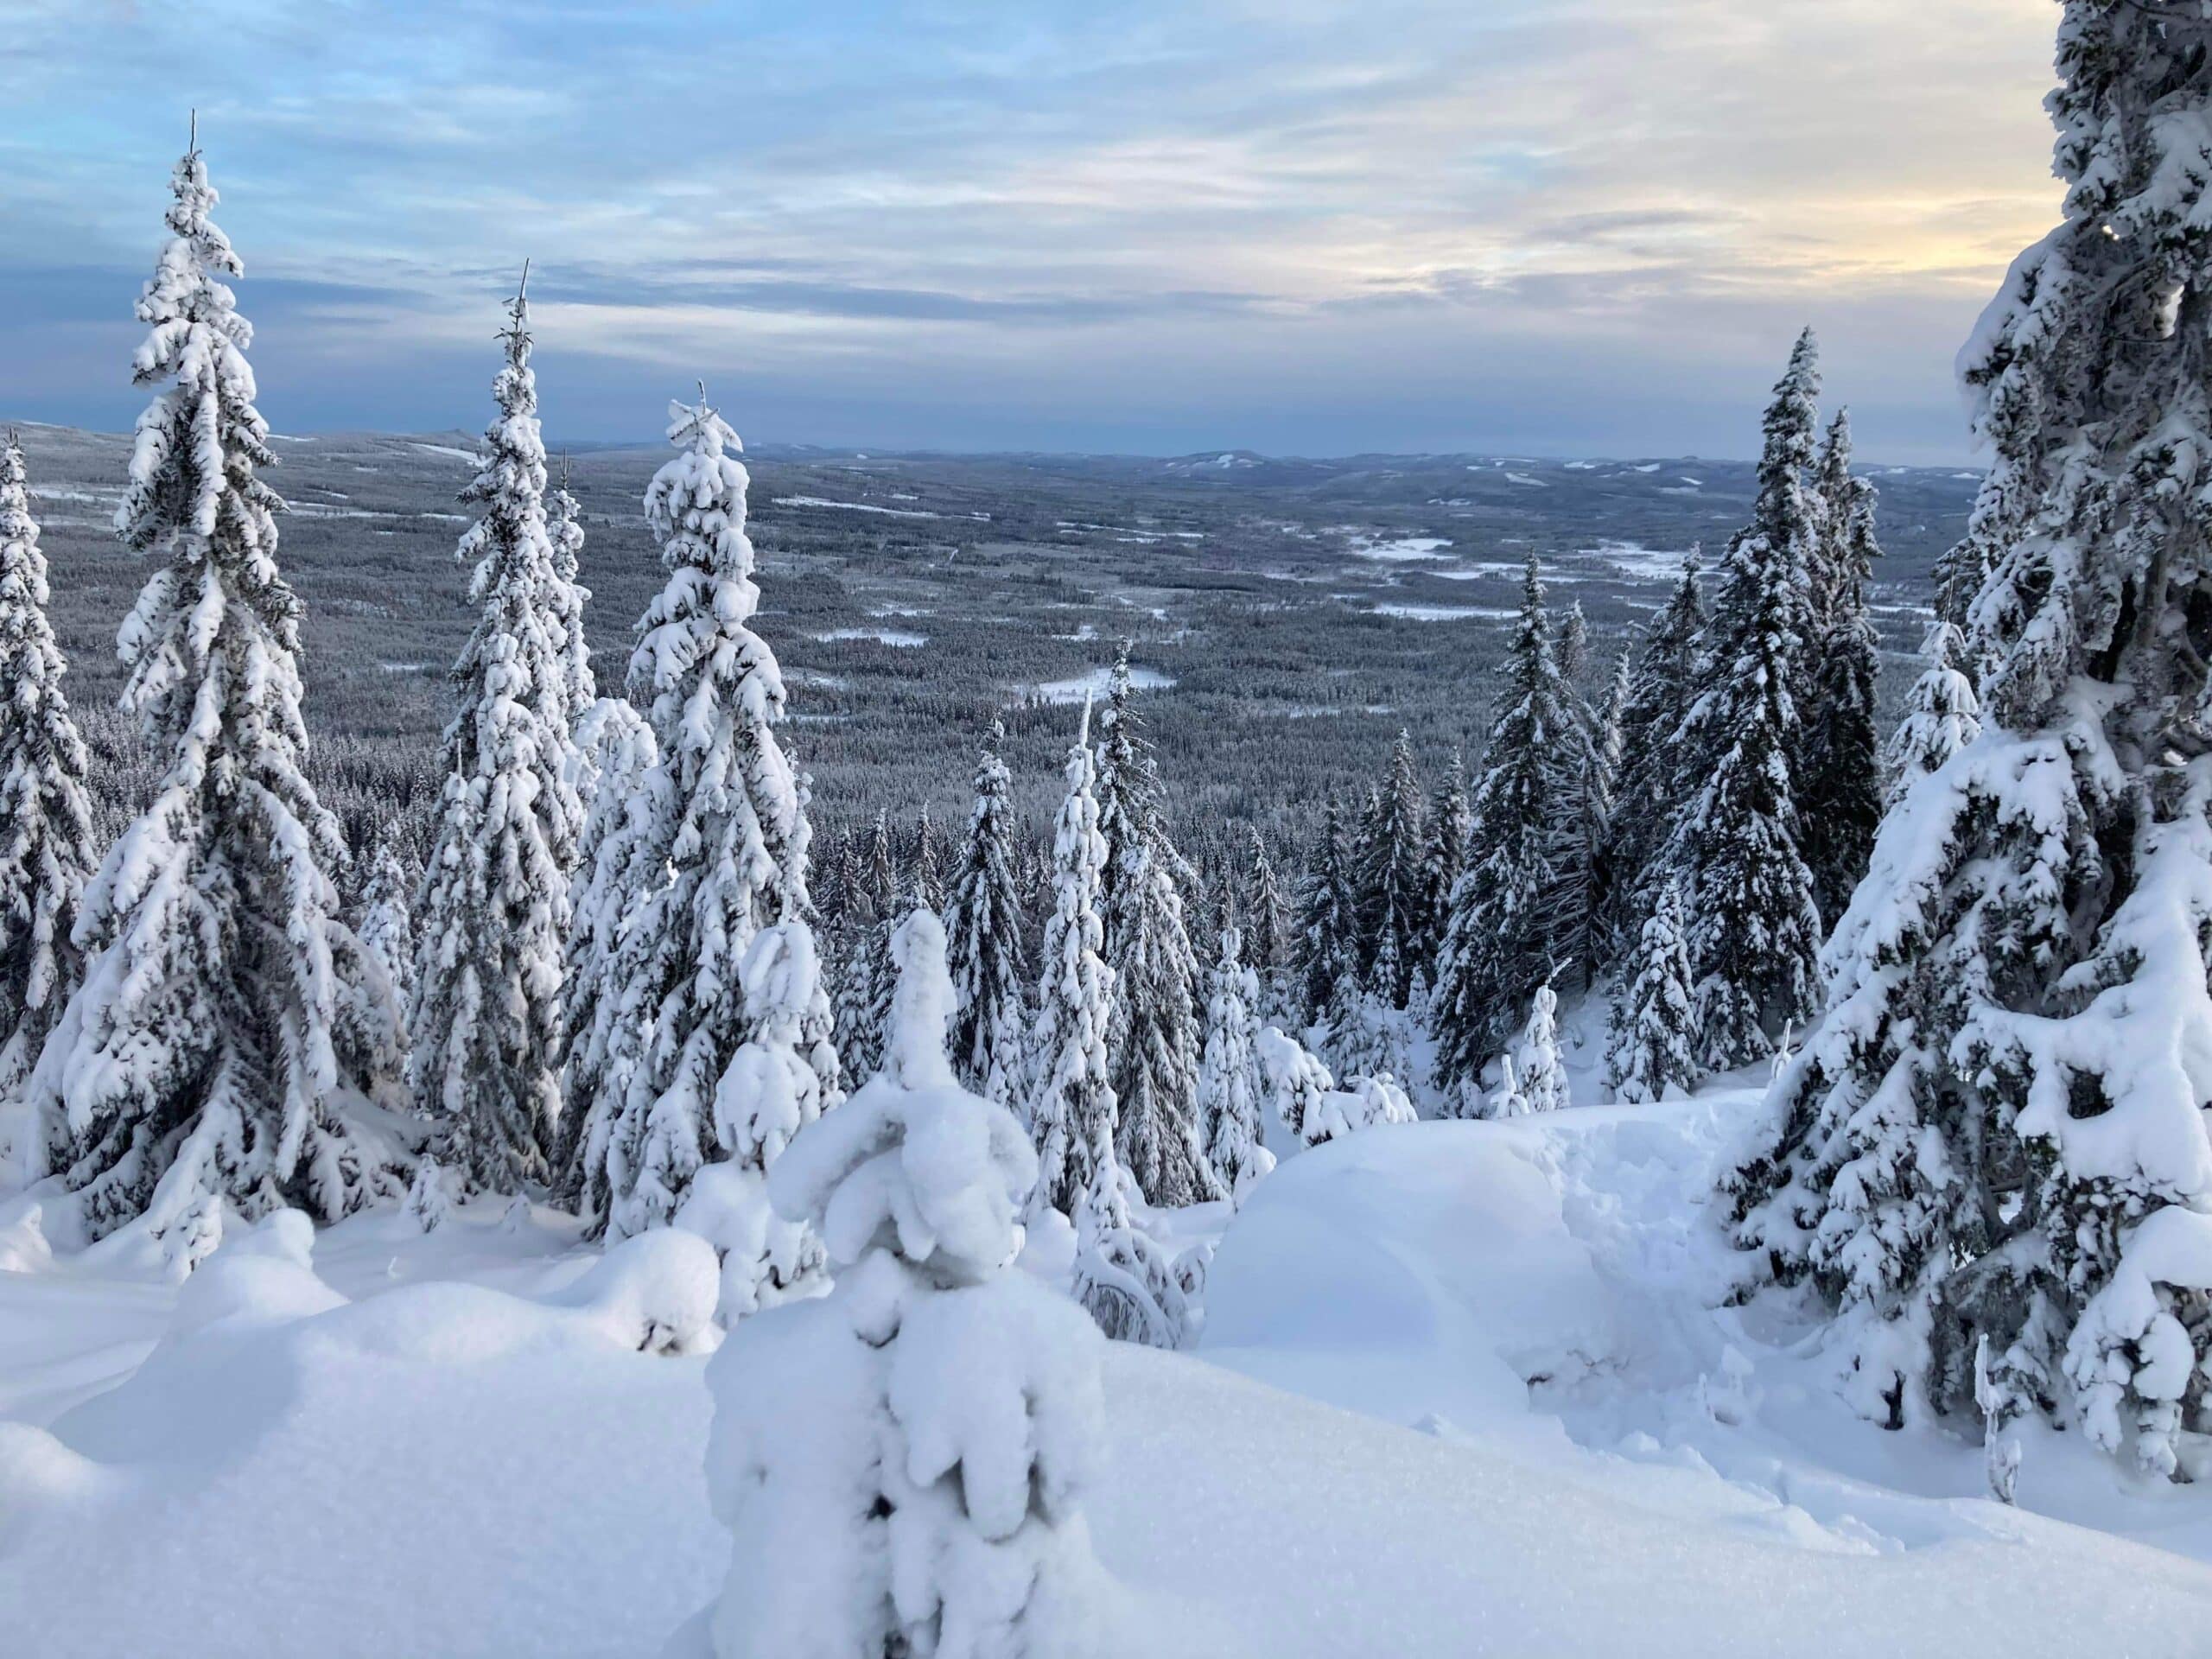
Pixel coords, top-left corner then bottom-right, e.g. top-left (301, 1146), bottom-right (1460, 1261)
top-left (1201, 1116), bottom-right (1619, 1437)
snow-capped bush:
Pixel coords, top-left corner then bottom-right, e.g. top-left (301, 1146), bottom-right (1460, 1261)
top-left (702, 909), bottom-right (1106, 1656)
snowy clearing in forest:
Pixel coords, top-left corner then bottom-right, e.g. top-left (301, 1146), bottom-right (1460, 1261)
top-left (810, 627), bottom-right (926, 647)
top-left (1, 1094), bottom-right (2208, 1656)
top-left (771, 495), bottom-right (941, 519)
top-left (1027, 664), bottom-right (1176, 703)
top-left (1373, 602), bottom-right (1517, 621)
top-left (1346, 536), bottom-right (1452, 563)
top-left (1582, 539), bottom-right (1694, 579)
top-left (410, 442), bottom-right (486, 465)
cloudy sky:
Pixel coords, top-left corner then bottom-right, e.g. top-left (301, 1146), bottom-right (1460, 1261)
top-left (3, 0), bottom-right (2060, 461)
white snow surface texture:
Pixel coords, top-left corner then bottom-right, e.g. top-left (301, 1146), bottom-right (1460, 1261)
top-left (1, 1090), bottom-right (2209, 1655)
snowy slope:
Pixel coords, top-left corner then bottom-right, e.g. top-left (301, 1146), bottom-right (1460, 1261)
top-left (1, 1100), bottom-right (2209, 1656)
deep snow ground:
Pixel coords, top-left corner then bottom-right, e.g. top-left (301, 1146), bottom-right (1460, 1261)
top-left (2, 1092), bottom-right (2210, 1656)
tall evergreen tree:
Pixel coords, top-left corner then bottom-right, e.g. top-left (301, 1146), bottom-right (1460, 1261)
top-left (1730, 3), bottom-right (2212, 1482)
top-left (0, 436), bottom-right (97, 1109)
top-left (1356, 730), bottom-right (1427, 1009)
top-left (1417, 753), bottom-right (1471, 977)
top-left (1663, 340), bottom-right (1825, 1071)
top-left (1112, 842), bottom-right (1218, 1206)
top-left (907, 802), bottom-right (944, 912)
top-left (26, 136), bottom-right (403, 1247)
top-left (1091, 647), bottom-right (1206, 1205)
top-left (410, 275), bottom-right (579, 1192)
top-left (945, 722), bottom-right (1029, 1105)
top-left (1884, 622), bottom-right (1982, 810)
top-left (1198, 924), bottom-right (1272, 1202)
top-left (353, 842), bottom-right (417, 1043)
top-left (593, 393), bottom-right (820, 1238)
top-left (1294, 798), bottom-right (1357, 1024)
top-left (1428, 555), bottom-right (1581, 1103)
top-left (1028, 702), bottom-right (1118, 1218)
top-left (555, 696), bottom-right (660, 1212)
top-left (834, 810), bottom-right (898, 1084)
top-left (1801, 409), bottom-right (1885, 923)
top-left (1606, 560), bottom-right (1705, 938)
top-left (1240, 825), bottom-right (1294, 1022)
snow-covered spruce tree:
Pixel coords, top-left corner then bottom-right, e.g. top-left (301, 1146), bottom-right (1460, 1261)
top-left (1356, 729), bottom-right (1427, 1008)
top-left (1241, 825), bottom-right (1294, 1023)
top-left (1801, 409), bottom-right (1885, 924)
top-left (546, 459), bottom-right (596, 729)
top-left (1605, 875), bottom-right (1697, 1105)
top-left (353, 841), bottom-right (417, 1040)
top-left (1730, 3), bottom-right (2212, 1480)
top-left (1109, 842), bottom-right (1218, 1207)
top-left (1091, 651), bottom-right (1208, 1208)
top-left (1255, 1027), bottom-right (1414, 1147)
top-left (1510, 983), bottom-right (1567, 1115)
top-left (677, 920), bottom-right (835, 1320)
top-left (555, 696), bottom-right (662, 1212)
top-left (0, 435), bottom-right (97, 1109)
top-left (1429, 554), bottom-right (1580, 1104)
top-left (1556, 644), bottom-right (1615, 987)
top-left (702, 908), bottom-right (1105, 1657)
top-left (1294, 797), bottom-right (1358, 1024)
top-left (1605, 560), bottom-right (1704, 937)
top-left (1417, 753), bottom-right (1471, 977)
top-left (946, 722), bottom-right (1030, 1107)
top-left (836, 810), bottom-right (899, 1084)
top-left (27, 138), bottom-right (404, 1243)
top-left (1884, 621), bottom-right (1982, 810)
top-left (908, 802), bottom-right (945, 913)
top-left (1198, 925), bottom-right (1274, 1202)
top-left (410, 276), bottom-right (582, 1192)
top-left (591, 393), bottom-right (818, 1239)
top-left (1028, 701), bottom-right (1121, 1219)
top-left (1071, 1110), bottom-right (1191, 1348)
top-left (1664, 340), bottom-right (1824, 1072)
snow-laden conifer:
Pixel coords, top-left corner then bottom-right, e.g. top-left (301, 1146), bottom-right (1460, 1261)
top-left (1198, 925), bottom-right (1273, 1203)
top-left (26, 137), bottom-right (404, 1243)
top-left (1605, 876), bottom-right (1696, 1105)
top-left (0, 436), bottom-right (96, 1110)
top-left (946, 722), bottom-right (1029, 1105)
top-left (1663, 340), bottom-right (1824, 1071)
top-left (1240, 825), bottom-right (1294, 1024)
top-left (1087, 651), bottom-right (1206, 1206)
top-left (1606, 560), bottom-right (1704, 936)
top-left (1256, 1027), bottom-right (1414, 1146)
top-left (410, 275), bottom-right (582, 1191)
top-left (1417, 754), bottom-right (1470, 977)
top-left (1729, 3), bottom-right (2212, 1479)
top-left (555, 696), bottom-right (661, 1212)
top-left (702, 908), bottom-right (1104, 1656)
top-left (1508, 982), bottom-right (1566, 1116)
top-left (1071, 1116), bottom-right (1191, 1349)
top-left (1429, 555), bottom-right (1580, 1103)
top-left (1357, 730), bottom-right (1427, 1008)
top-left (676, 921), bottom-right (835, 1321)
top-left (1110, 842), bottom-right (1217, 1207)
top-left (1028, 701), bottom-right (1119, 1218)
top-left (1884, 622), bottom-right (1981, 810)
top-left (353, 841), bottom-right (416, 1039)
top-left (836, 810), bottom-right (899, 1084)
top-left (546, 460), bottom-right (596, 728)
top-left (590, 392), bottom-right (817, 1238)
top-left (1801, 409), bottom-right (1885, 923)
top-left (908, 802), bottom-right (945, 912)
top-left (1294, 798), bottom-right (1359, 1024)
